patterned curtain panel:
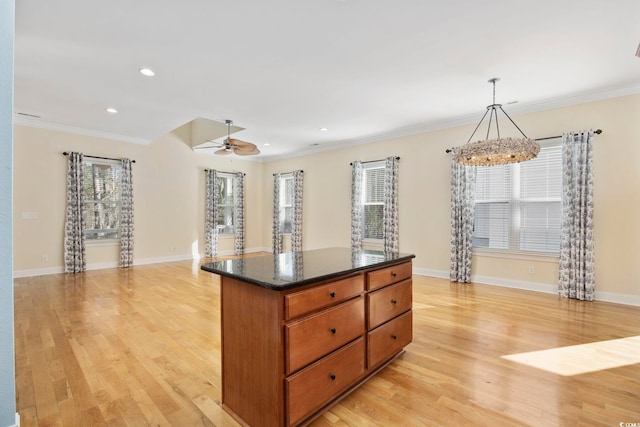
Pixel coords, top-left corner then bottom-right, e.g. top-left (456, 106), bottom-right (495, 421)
top-left (350, 161), bottom-right (363, 249)
top-left (64, 152), bottom-right (86, 273)
top-left (205, 169), bottom-right (218, 257)
top-left (272, 173), bottom-right (282, 254)
top-left (558, 130), bottom-right (595, 300)
top-left (383, 157), bottom-right (399, 253)
top-left (291, 170), bottom-right (304, 252)
top-left (119, 159), bottom-right (134, 268)
top-left (449, 157), bottom-right (476, 283)
top-left (233, 172), bottom-right (245, 256)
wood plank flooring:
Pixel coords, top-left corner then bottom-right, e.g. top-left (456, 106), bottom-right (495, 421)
top-left (14, 259), bottom-right (640, 426)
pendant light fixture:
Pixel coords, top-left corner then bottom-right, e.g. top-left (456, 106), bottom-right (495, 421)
top-left (454, 78), bottom-right (540, 166)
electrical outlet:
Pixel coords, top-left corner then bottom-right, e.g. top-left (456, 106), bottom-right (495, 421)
top-left (528, 266), bottom-right (535, 274)
top-left (42, 254), bottom-right (48, 263)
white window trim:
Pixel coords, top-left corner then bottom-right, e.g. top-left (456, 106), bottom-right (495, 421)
top-left (83, 158), bottom-right (123, 241)
top-left (361, 161), bottom-right (385, 241)
top-left (473, 137), bottom-right (562, 255)
top-left (216, 172), bottom-right (236, 235)
top-left (472, 247), bottom-right (559, 263)
top-left (278, 173), bottom-right (294, 234)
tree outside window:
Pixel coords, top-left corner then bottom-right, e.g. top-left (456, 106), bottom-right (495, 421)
top-left (216, 174), bottom-right (235, 234)
top-left (82, 160), bottom-right (122, 240)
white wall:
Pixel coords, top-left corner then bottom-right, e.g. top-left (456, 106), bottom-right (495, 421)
top-left (13, 124), bottom-right (265, 276)
top-left (13, 93), bottom-right (640, 304)
top-left (262, 94), bottom-right (640, 303)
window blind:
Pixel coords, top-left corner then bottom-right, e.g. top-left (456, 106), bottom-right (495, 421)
top-left (362, 162), bottom-right (385, 240)
top-left (519, 145), bottom-right (562, 252)
top-left (473, 140), bottom-right (562, 253)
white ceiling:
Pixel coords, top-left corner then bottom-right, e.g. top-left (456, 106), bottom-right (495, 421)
top-left (14, 0), bottom-right (640, 161)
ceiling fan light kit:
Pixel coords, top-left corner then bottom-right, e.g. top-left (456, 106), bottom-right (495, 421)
top-left (454, 78), bottom-right (540, 167)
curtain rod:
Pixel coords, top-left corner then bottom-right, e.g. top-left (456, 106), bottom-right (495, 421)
top-left (350, 156), bottom-right (400, 166)
top-left (535, 128), bottom-right (602, 142)
top-left (62, 152), bottom-right (136, 163)
top-left (204, 169), bottom-right (246, 176)
top-left (272, 170), bottom-right (304, 176)
top-left (444, 129), bottom-right (602, 153)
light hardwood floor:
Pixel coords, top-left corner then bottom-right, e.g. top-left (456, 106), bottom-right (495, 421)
top-left (14, 259), bottom-right (640, 426)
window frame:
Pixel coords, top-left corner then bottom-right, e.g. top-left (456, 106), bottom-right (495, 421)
top-left (472, 138), bottom-right (562, 258)
top-left (278, 173), bottom-right (294, 235)
top-left (216, 173), bottom-right (236, 235)
top-left (82, 158), bottom-right (122, 243)
top-left (361, 161), bottom-right (385, 243)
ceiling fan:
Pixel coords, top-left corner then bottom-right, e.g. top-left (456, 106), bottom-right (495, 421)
top-left (200, 119), bottom-right (260, 156)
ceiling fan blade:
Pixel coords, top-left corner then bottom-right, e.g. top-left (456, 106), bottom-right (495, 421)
top-left (228, 138), bottom-right (253, 147)
top-left (214, 148), bottom-right (232, 155)
top-left (233, 146), bottom-right (260, 156)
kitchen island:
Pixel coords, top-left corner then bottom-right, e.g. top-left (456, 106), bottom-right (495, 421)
top-left (201, 247), bottom-right (415, 427)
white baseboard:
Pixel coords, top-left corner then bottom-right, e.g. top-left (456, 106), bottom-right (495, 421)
top-left (10, 413), bottom-right (20, 427)
top-left (594, 290), bottom-right (640, 307)
top-left (13, 247), bottom-right (272, 278)
top-left (412, 267), bottom-right (449, 279)
top-left (13, 266), bottom-right (64, 278)
top-left (412, 267), bottom-right (640, 307)
top-left (16, 258), bottom-right (639, 307)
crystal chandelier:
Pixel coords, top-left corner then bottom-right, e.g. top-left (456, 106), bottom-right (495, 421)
top-left (454, 78), bottom-right (540, 166)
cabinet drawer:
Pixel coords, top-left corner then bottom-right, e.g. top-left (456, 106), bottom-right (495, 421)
top-left (285, 274), bottom-right (364, 320)
top-left (367, 261), bottom-right (412, 291)
top-left (286, 297), bottom-right (365, 374)
top-left (368, 310), bottom-right (412, 369)
top-left (368, 279), bottom-right (412, 329)
top-left (286, 338), bottom-right (365, 427)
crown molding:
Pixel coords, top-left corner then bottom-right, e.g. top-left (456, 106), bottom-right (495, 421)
top-left (13, 115), bottom-right (150, 145)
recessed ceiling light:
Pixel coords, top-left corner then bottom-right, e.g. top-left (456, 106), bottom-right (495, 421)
top-left (105, 107), bottom-right (118, 114)
top-left (264, 143), bottom-right (271, 146)
top-left (139, 67), bottom-right (155, 77)
top-left (319, 127), bottom-right (328, 132)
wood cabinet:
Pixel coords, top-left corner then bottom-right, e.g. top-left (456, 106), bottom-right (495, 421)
top-left (218, 258), bottom-right (413, 427)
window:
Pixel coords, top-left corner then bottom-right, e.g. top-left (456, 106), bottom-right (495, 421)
top-left (216, 173), bottom-right (236, 234)
top-left (361, 162), bottom-right (385, 240)
top-left (473, 140), bottom-right (562, 253)
top-left (278, 174), bottom-right (294, 234)
top-left (82, 159), bottom-right (122, 240)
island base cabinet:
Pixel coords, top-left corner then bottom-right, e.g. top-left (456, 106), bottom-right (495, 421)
top-left (286, 338), bottom-right (365, 426)
top-left (216, 257), bottom-right (413, 427)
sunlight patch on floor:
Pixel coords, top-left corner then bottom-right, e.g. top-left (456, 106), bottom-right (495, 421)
top-left (502, 335), bottom-right (640, 376)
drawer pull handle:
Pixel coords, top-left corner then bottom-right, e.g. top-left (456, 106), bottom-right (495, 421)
top-left (329, 374), bottom-right (336, 381)
top-left (330, 328), bottom-right (337, 334)
top-left (330, 292), bottom-right (336, 298)
top-left (391, 272), bottom-right (397, 277)
top-left (391, 335), bottom-right (397, 340)
top-left (391, 299), bottom-right (397, 305)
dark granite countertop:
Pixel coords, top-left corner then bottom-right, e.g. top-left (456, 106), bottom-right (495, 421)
top-left (200, 247), bottom-right (415, 290)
